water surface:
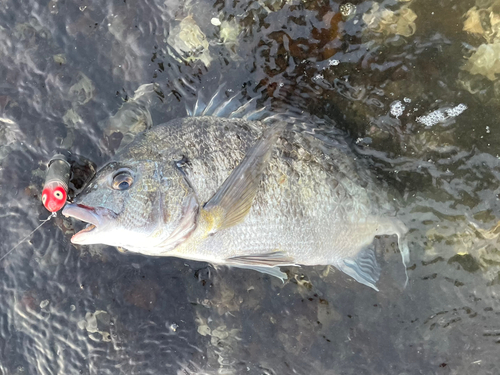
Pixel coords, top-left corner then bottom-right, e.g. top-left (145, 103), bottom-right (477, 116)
top-left (1, 0), bottom-right (500, 374)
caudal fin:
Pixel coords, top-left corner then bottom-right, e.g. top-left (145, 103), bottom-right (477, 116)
top-left (336, 245), bottom-right (382, 291)
top-left (398, 235), bottom-right (410, 288)
top-left (336, 229), bottom-right (410, 291)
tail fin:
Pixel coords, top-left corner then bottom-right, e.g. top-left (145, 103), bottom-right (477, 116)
top-left (398, 234), bottom-right (410, 288)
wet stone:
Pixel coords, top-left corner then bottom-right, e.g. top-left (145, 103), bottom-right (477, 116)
top-left (362, 2), bottom-right (417, 38)
top-left (167, 15), bottom-right (212, 66)
top-left (448, 254), bottom-right (481, 273)
top-left (78, 310), bottom-right (112, 342)
top-left (123, 279), bottom-right (159, 311)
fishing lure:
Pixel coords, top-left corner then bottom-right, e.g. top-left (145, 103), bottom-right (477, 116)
top-left (42, 154), bottom-right (71, 212)
top-left (0, 152), bottom-right (95, 263)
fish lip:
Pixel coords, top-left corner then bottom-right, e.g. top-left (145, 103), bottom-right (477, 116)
top-left (62, 203), bottom-right (102, 227)
top-left (62, 203), bottom-right (114, 244)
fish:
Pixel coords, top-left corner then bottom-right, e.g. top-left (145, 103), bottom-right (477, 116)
top-left (62, 92), bottom-right (410, 291)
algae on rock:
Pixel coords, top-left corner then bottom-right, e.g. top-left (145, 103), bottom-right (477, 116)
top-left (463, 1), bottom-right (500, 81)
top-left (362, 2), bottom-right (417, 38)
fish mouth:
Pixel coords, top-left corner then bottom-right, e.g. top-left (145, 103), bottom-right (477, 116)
top-left (62, 203), bottom-right (111, 244)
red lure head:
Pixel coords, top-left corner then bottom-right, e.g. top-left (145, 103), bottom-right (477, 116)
top-left (42, 181), bottom-right (68, 212)
top-left (42, 154), bottom-right (71, 212)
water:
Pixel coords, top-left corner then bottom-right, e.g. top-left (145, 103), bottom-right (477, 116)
top-left (1, 0), bottom-right (500, 373)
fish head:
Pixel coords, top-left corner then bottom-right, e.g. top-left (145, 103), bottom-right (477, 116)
top-left (62, 158), bottom-right (198, 252)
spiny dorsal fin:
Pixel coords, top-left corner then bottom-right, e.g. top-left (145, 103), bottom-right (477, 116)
top-left (202, 122), bottom-right (286, 233)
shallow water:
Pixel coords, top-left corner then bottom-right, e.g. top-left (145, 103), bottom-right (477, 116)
top-left (1, 0), bottom-right (500, 374)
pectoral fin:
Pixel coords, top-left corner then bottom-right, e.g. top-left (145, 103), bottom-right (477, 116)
top-left (202, 122), bottom-right (285, 232)
top-left (335, 245), bottom-right (381, 291)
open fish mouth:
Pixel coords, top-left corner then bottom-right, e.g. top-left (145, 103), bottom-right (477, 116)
top-left (62, 203), bottom-right (109, 244)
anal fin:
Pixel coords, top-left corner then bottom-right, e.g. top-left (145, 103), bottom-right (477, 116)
top-left (336, 245), bottom-right (381, 291)
top-left (227, 251), bottom-right (295, 266)
top-left (228, 264), bottom-right (288, 282)
top-left (225, 251), bottom-right (297, 282)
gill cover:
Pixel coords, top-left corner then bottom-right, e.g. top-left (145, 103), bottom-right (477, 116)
top-left (63, 158), bottom-right (199, 253)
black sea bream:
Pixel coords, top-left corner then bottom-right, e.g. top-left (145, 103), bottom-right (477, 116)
top-left (63, 95), bottom-right (409, 290)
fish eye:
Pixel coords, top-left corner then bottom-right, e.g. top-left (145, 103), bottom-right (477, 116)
top-left (42, 194), bottom-right (47, 204)
top-left (54, 190), bottom-right (64, 200)
top-left (112, 171), bottom-right (134, 190)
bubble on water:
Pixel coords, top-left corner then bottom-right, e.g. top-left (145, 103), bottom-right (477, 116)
top-left (390, 100), bottom-right (405, 118)
top-left (416, 104), bottom-right (467, 127)
top-left (329, 59), bottom-right (340, 66)
top-left (211, 18), bottom-right (221, 26)
top-left (417, 111), bottom-right (447, 126)
top-left (403, 97), bottom-right (411, 103)
top-left (445, 103), bottom-right (467, 117)
top-left (48, 0), bottom-right (58, 14)
top-left (40, 300), bottom-right (49, 309)
top-left (340, 3), bottom-right (356, 19)
top-left (486, 126), bottom-right (491, 133)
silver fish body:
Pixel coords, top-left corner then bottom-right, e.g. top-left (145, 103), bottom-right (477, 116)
top-left (63, 114), bottom-right (409, 290)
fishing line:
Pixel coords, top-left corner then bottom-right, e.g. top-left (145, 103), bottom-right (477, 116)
top-left (0, 212), bottom-right (57, 262)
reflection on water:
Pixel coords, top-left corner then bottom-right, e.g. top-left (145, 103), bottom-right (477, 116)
top-left (1, 0), bottom-right (500, 374)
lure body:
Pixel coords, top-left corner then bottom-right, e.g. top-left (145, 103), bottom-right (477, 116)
top-left (42, 154), bottom-right (70, 212)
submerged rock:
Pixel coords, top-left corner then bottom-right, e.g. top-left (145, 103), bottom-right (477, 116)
top-left (78, 310), bottom-right (112, 342)
top-left (463, 1), bottom-right (500, 81)
top-left (100, 83), bottom-right (156, 153)
top-left (463, 2), bottom-right (500, 43)
top-left (123, 279), bottom-right (159, 311)
top-left (167, 15), bottom-right (212, 67)
top-left (68, 73), bottom-right (95, 106)
top-left (363, 2), bottom-right (417, 38)
top-left (463, 42), bottom-right (500, 81)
